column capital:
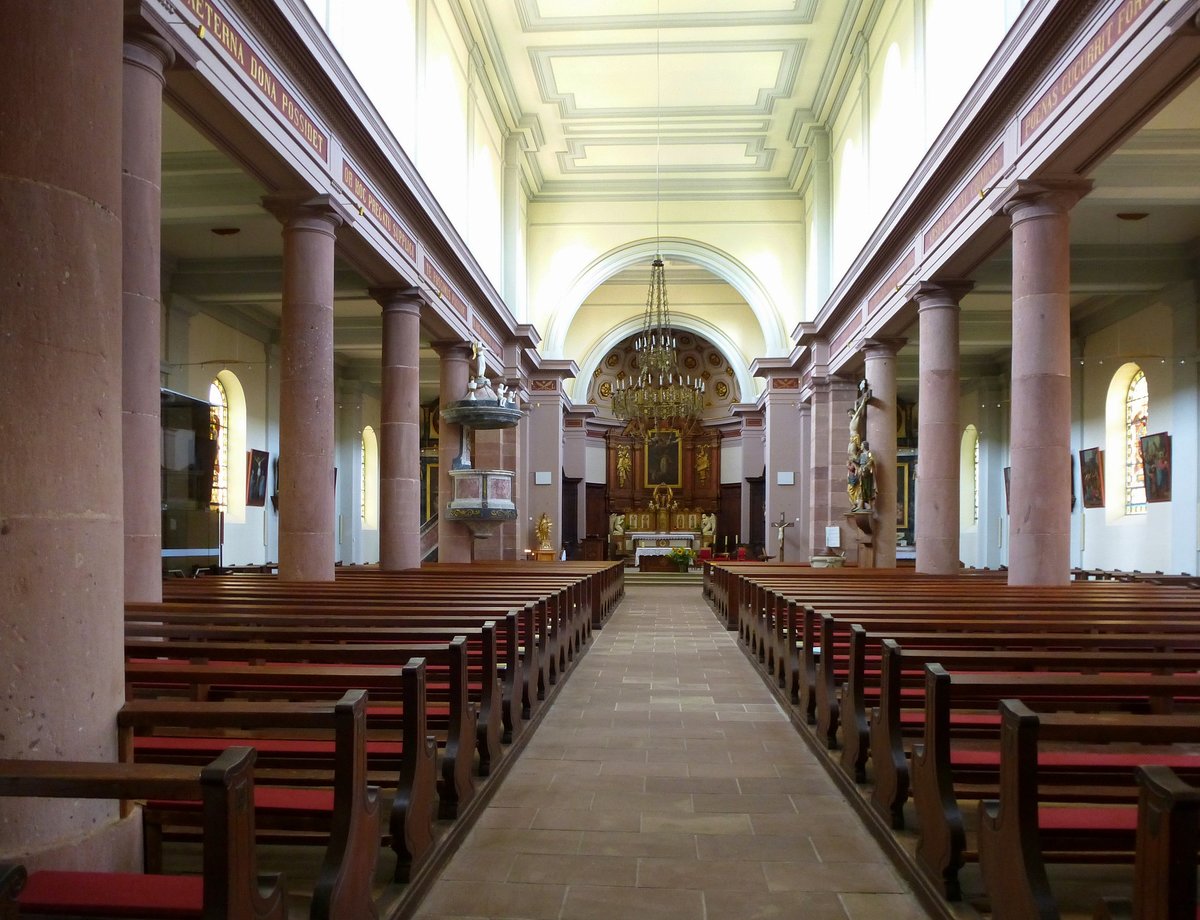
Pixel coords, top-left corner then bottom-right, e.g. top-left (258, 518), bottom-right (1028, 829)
top-left (122, 26), bottom-right (174, 75)
top-left (430, 339), bottom-right (473, 361)
top-left (907, 280), bottom-right (973, 312)
top-left (262, 192), bottom-right (352, 230)
top-left (860, 337), bottom-right (907, 360)
top-left (370, 284), bottom-right (425, 316)
top-left (994, 178), bottom-right (1093, 221)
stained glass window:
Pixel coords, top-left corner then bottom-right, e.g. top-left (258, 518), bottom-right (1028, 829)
top-left (1124, 369), bottom-right (1147, 515)
top-left (973, 433), bottom-right (980, 525)
top-left (208, 378), bottom-right (229, 510)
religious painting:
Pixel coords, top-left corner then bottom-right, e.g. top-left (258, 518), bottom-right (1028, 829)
top-left (422, 460), bottom-right (440, 524)
top-left (1140, 432), bottom-right (1171, 503)
top-left (896, 461), bottom-right (910, 529)
top-left (645, 429), bottom-right (682, 488)
top-left (246, 449), bottom-right (269, 507)
top-left (1079, 447), bottom-right (1104, 509)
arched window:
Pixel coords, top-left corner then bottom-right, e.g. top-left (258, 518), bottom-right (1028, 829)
top-left (960, 425), bottom-right (979, 529)
top-left (208, 378), bottom-right (229, 510)
top-left (361, 426), bottom-right (379, 530)
top-left (1125, 370), bottom-right (1148, 515)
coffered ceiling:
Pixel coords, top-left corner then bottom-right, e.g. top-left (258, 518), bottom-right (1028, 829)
top-left (471, 0), bottom-right (859, 199)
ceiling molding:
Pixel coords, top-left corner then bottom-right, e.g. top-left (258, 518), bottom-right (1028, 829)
top-left (515, 0), bottom-right (820, 32)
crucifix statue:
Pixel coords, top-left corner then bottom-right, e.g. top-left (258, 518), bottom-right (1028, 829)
top-left (773, 513), bottom-right (794, 563)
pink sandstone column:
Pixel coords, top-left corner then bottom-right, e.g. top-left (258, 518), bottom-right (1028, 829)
top-left (264, 194), bottom-right (346, 582)
top-left (864, 338), bottom-right (906, 568)
top-left (0, 3), bottom-right (134, 864)
top-left (373, 287), bottom-right (423, 571)
top-left (807, 375), bottom-right (857, 554)
top-left (123, 29), bottom-right (173, 604)
top-left (433, 341), bottom-right (473, 562)
top-left (912, 283), bottom-right (971, 575)
top-left (1001, 180), bottom-right (1091, 585)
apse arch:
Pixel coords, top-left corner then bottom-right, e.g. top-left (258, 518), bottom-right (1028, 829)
top-left (543, 237), bottom-right (789, 360)
top-left (570, 314), bottom-right (759, 410)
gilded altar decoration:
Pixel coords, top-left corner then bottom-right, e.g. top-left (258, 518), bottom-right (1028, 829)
top-left (616, 444), bottom-right (631, 487)
top-left (695, 446), bottom-right (710, 485)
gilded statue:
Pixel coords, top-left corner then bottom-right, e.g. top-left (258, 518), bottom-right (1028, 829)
top-left (695, 447), bottom-right (710, 484)
top-left (616, 444), bottom-right (631, 487)
top-left (535, 513), bottom-right (552, 550)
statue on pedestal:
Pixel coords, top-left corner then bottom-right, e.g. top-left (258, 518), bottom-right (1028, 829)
top-left (535, 513), bottom-right (552, 550)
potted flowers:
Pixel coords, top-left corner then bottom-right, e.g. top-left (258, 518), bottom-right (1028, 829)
top-left (666, 546), bottom-right (697, 572)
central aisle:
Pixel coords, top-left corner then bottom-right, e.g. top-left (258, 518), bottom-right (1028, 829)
top-left (413, 584), bottom-right (932, 920)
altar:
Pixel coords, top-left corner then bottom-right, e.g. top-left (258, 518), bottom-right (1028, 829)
top-left (624, 532), bottom-right (696, 565)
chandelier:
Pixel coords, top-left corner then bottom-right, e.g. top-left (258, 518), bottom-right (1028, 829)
top-left (611, 256), bottom-right (705, 438)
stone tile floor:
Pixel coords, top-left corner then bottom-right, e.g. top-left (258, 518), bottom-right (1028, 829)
top-left (412, 585), bottom-right (933, 920)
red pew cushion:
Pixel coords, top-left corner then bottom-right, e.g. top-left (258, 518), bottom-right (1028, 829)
top-left (19, 871), bottom-right (202, 918)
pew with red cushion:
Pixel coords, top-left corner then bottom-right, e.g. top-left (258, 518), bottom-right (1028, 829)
top-left (0, 748), bottom-right (286, 919)
top-left (978, 702), bottom-right (1200, 920)
top-left (125, 634), bottom-right (475, 819)
top-left (119, 690), bottom-right (378, 918)
top-left (909, 668), bottom-right (1200, 901)
top-left (124, 658), bottom-right (437, 883)
top-left (1093, 765), bottom-right (1200, 920)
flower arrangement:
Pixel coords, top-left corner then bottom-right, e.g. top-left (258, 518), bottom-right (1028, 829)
top-left (666, 546), bottom-right (697, 567)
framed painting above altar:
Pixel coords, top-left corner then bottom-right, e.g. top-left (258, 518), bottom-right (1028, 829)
top-left (645, 429), bottom-right (681, 488)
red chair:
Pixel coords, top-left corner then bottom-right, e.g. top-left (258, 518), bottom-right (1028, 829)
top-left (736, 547), bottom-right (748, 561)
top-left (697, 547), bottom-right (712, 562)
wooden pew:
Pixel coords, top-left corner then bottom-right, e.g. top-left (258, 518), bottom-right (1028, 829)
top-left (124, 658), bottom-right (437, 883)
top-left (127, 613), bottom-right (506, 777)
top-left (910, 668), bottom-right (1200, 901)
top-left (0, 747), bottom-right (286, 919)
top-left (125, 634), bottom-right (475, 819)
top-left (1094, 766), bottom-right (1200, 920)
top-left (118, 690), bottom-right (379, 919)
top-left (130, 603), bottom-right (527, 744)
top-left (978, 701), bottom-right (1200, 920)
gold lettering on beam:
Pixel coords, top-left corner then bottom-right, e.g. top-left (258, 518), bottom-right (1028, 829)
top-left (1020, 0), bottom-right (1154, 144)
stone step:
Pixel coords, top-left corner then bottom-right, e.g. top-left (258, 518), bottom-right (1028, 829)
top-left (623, 569), bottom-right (703, 586)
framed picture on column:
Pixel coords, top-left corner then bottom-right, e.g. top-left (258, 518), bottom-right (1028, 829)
top-left (1140, 432), bottom-right (1171, 502)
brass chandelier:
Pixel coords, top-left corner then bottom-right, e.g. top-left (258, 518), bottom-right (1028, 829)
top-left (611, 256), bottom-right (705, 438)
top-left (610, 10), bottom-right (703, 440)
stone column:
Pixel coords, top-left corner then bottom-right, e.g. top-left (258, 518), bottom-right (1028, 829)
top-left (1000, 180), bottom-right (1091, 585)
top-left (527, 378), bottom-right (568, 556)
top-left (373, 287), bottom-right (423, 570)
top-left (796, 402), bottom-right (813, 560)
top-left (433, 341), bottom-right (473, 562)
top-left (0, 2), bottom-right (133, 864)
top-left (863, 338), bottom-right (906, 568)
top-left (760, 377), bottom-right (804, 562)
top-left (264, 194), bottom-right (346, 582)
top-left (808, 375), bottom-right (857, 554)
top-left (912, 282), bottom-right (971, 575)
top-left (122, 29), bottom-right (173, 603)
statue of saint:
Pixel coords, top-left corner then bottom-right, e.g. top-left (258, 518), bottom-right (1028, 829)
top-left (701, 512), bottom-right (716, 536)
top-left (616, 444), bottom-right (631, 487)
top-left (695, 447), bottom-right (710, 484)
top-left (535, 513), bottom-right (552, 550)
top-left (857, 441), bottom-right (876, 509)
top-left (609, 513), bottom-right (626, 535)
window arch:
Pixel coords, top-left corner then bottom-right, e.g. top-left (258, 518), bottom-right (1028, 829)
top-left (960, 425), bottom-right (979, 529)
top-left (362, 426), bottom-right (379, 530)
top-left (208, 370), bottom-right (248, 523)
top-left (1124, 370), bottom-right (1148, 515)
top-left (1103, 362), bottom-right (1148, 520)
top-left (208, 378), bottom-right (229, 510)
